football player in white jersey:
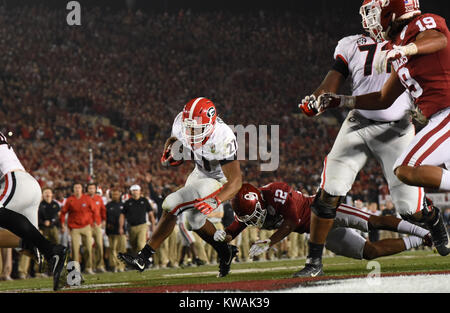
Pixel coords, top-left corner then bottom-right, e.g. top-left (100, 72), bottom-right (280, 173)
top-left (294, 0), bottom-right (447, 277)
top-left (119, 97), bottom-right (242, 277)
top-left (0, 131), bottom-right (68, 290)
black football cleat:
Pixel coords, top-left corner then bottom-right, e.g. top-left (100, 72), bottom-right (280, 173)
top-left (426, 206), bottom-right (450, 256)
top-left (48, 245), bottom-right (69, 291)
top-left (292, 257), bottom-right (324, 278)
top-left (118, 252), bottom-right (151, 272)
top-left (218, 245), bottom-right (238, 277)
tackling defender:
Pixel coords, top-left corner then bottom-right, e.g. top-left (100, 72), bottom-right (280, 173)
top-left (296, 0), bottom-right (449, 277)
top-left (0, 131), bottom-right (68, 290)
top-left (119, 97), bottom-right (242, 277)
top-left (214, 183), bottom-right (431, 271)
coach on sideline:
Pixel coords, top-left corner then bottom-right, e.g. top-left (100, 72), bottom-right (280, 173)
top-left (120, 185), bottom-right (156, 255)
top-left (60, 183), bottom-right (95, 274)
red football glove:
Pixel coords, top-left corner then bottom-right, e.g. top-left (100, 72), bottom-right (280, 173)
top-left (194, 196), bottom-right (222, 215)
top-left (160, 145), bottom-right (183, 167)
top-left (299, 95), bottom-right (320, 117)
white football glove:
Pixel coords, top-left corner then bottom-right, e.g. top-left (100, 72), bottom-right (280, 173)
top-left (249, 239), bottom-right (271, 258)
top-left (214, 230), bottom-right (227, 242)
top-left (374, 43), bottom-right (418, 74)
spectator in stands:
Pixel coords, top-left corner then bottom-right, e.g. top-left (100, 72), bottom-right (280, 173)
top-left (60, 183), bottom-right (95, 275)
top-left (120, 185), bottom-right (156, 254)
top-left (86, 183), bottom-right (107, 273)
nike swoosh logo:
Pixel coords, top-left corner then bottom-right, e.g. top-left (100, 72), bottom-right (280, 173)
top-left (311, 271), bottom-right (320, 277)
top-left (52, 255), bottom-right (59, 273)
top-left (135, 261), bottom-right (145, 270)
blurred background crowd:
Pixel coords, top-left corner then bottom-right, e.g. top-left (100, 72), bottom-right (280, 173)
top-left (0, 0), bottom-right (448, 279)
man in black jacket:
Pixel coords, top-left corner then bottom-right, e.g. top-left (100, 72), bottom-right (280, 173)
top-left (106, 188), bottom-right (126, 272)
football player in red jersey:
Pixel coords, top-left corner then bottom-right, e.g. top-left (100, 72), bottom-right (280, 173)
top-left (119, 97), bottom-right (242, 277)
top-left (214, 183), bottom-right (431, 271)
top-left (301, 0), bottom-right (450, 275)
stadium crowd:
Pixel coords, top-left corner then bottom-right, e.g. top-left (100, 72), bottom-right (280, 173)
top-left (0, 5), bottom-right (446, 279)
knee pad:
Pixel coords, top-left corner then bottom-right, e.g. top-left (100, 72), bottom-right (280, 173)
top-left (184, 209), bottom-right (207, 231)
top-left (311, 189), bottom-right (343, 219)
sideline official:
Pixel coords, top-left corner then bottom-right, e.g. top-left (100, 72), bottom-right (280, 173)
top-left (120, 185), bottom-right (156, 254)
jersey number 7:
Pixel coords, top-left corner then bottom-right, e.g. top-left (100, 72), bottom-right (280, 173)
top-left (358, 43), bottom-right (392, 76)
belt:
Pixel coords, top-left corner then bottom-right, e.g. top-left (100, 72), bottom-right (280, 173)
top-left (350, 111), bottom-right (407, 126)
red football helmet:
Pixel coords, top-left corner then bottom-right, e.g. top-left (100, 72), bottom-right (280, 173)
top-left (232, 183), bottom-right (267, 228)
top-left (182, 97), bottom-right (217, 145)
top-left (360, 0), bottom-right (421, 41)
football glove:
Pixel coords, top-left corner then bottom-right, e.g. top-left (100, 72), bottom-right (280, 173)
top-left (214, 230), bottom-right (227, 242)
top-left (249, 239), bottom-right (271, 258)
top-left (299, 95), bottom-right (320, 117)
top-left (194, 195), bottom-right (222, 215)
top-left (375, 43), bottom-right (417, 74)
top-left (317, 93), bottom-right (356, 112)
top-left (160, 144), bottom-right (183, 167)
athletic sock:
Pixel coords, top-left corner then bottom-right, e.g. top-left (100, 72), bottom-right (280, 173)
top-left (0, 207), bottom-right (54, 257)
top-left (397, 220), bottom-right (430, 238)
top-left (402, 236), bottom-right (423, 250)
top-left (307, 241), bottom-right (324, 261)
top-left (439, 168), bottom-right (450, 191)
top-left (138, 244), bottom-right (155, 262)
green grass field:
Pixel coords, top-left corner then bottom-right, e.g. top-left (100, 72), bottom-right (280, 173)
top-left (0, 249), bottom-right (448, 292)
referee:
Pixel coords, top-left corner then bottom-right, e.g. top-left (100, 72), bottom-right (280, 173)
top-left (120, 185), bottom-right (156, 254)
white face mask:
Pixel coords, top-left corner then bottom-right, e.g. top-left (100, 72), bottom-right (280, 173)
top-left (236, 201), bottom-right (267, 228)
top-left (182, 118), bottom-right (214, 145)
top-left (360, 1), bottom-right (385, 42)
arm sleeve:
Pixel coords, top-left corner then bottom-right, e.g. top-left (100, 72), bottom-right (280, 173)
top-left (332, 57), bottom-right (349, 79)
top-left (225, 218), bottom-right (247, 239)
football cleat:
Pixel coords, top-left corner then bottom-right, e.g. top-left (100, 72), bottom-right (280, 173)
top-left (48, 245), bottom-right (69, 291)
top-left (292, 257), bottom-right (324, 278)
top-left (118, 252), bottom-right (151, 272)
top-left (218, 245), bottom-right (238, 277)
top-left (426, 206), bottom-right (450, 256)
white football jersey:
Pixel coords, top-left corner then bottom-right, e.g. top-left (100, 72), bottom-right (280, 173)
top-left (171, 112), bottom-right (238, 181)
top-left (334, 34), bottom-right (413, 121)
top-left (0, 132), bottom-right (25, 177)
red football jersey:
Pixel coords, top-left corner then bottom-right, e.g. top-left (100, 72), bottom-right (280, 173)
top-left (226, 182), bottom-right (314, 238)
top-left (391, 13), bottom-right (450, 118)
